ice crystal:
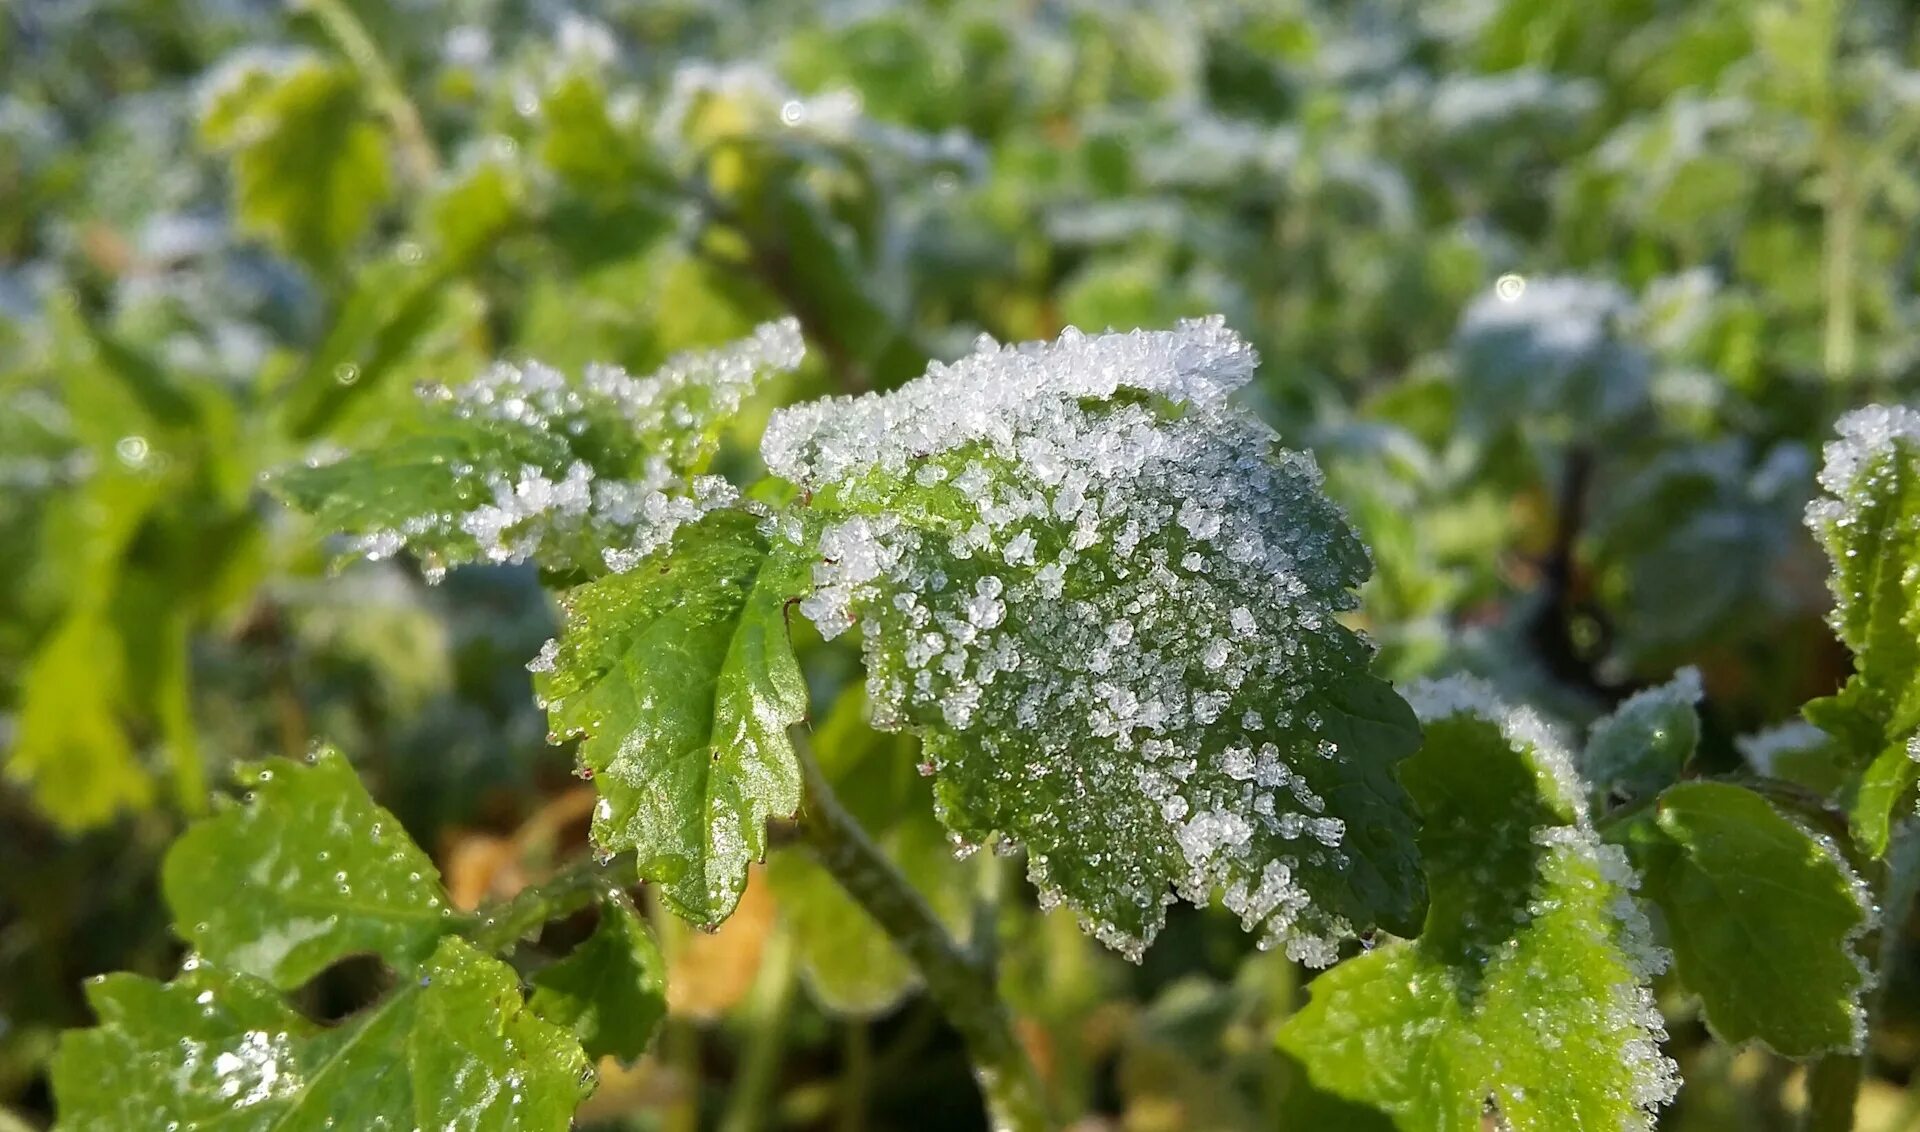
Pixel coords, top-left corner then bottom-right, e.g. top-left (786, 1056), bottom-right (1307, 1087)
top-left (287, 320), bottom-right (802, 579)
top-left (765, 318), bottom-right (1417, 960)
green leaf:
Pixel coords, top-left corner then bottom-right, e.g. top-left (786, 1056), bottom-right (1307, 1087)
top-left (764, 320), bottom-right (1424, 961)
top-left (6, 611), bottom-right (153, 831)
top-left (274, 320), bottom-right (804, 578)
top-left (1639, 781), bottom-right (1870, 1057)
top-left (1802, 406), bottom-right (1920, 851)
top-left (1581, 667), bottom-right (1702, 807)
top-left (529, 894), bottom-right (667, 1064)
top-left (1278, 677), bottom-right (1678, 1132)
top-left (162, 749), bottom-right (453, 989)
top-left (51, 937), bottom-right (590, 1131)
top-left (6, 469), bottom-right (166, 831)
top-left (199, 53), bottom-right (392, 270)
top-left (536, 507), bottom-right (809, 926)
top-left (768, 692), bottom-right (975, 1014)
top-left (1452, 275), bottom-right (1649, 432)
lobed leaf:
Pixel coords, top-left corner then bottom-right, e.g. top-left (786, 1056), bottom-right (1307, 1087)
top-left (51, 937), bottom-right (590, 1131)
top-left (1636, 781), bottom-right (1871, 1057)
top-left (275, 320), bottom-right (804, 579)
top-left (529, 894), bottom-right (668, 1064)
top-left (1279, 677), bottom-right (1678, 1131)
top-left (764, 320), bottom-right (1425, 962)
top-left (534, 507), bottom-right (810, 926)
top-left (162, 748), bottom-right (453, 989)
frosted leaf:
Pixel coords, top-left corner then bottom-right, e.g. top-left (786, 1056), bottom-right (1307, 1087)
top-left (1281, 677), bottom-right (1678, 1131)
top-left (276, 320), bottom-right (802, 578)
top-left (1453, 275), bottom-right (1648, 429)
top-left (1800, 404), bottom-right (1920, 853)
top-left (766, 319), bottom-right (1423, 960)
top-left (1580, 667), bottom-right (1702, 808)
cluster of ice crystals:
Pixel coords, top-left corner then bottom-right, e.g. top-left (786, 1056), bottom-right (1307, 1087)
top-left (767, 318), bottom-right (1390, 961)
top-left (335, 319), bottom-right (801, 579)
top-left (1405, 675), bottom-right (1586, 819)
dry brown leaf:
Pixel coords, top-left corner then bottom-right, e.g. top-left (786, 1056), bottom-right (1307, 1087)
top-left (666, 865), bottom-right (777, 1020)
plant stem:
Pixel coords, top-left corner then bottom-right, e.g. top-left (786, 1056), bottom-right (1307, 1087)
top-left (298, 0), bottom-right (440, 185)
top-left (718, 928), bottom-right (797, 1132)
top-left (464, 852), bottom-right (636, 954)
top-left (839, 1020), bottom-right (872, 1132)
top-left (791, 728), bottom-right (1051, 1131)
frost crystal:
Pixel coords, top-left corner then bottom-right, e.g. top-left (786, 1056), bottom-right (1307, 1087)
top-left (767, 318), bottom-right (1414, 961)
top-left (295, 320), bottom-right (802, 579)
top-left (1805, 404), bottom-right (1920, 648)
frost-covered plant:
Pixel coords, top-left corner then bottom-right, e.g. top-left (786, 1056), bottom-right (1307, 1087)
top-left (49, 310), bottom-right (1910, 1132)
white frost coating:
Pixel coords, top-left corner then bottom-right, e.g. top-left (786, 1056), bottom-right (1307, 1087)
top-left (1410, 675), bottom-right (1680, 1125)
top-left (1806, 404), bottom-right (1920, 641)
top-left (769, 319), bottom-right (1387, 963)
top-left (1405, 675), bottom-right (1586, 817)
top-left (1734, 720), bottom-right (1829, 776)
top-left (764, 318), bottom-right (1257, 487)
top-left (331, 320), bottom-right (802, 578)
top-left (1457, 275), bottom-right (1630, 365)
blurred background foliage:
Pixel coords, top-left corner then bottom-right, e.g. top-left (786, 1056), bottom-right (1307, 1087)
top-left (4, 0), bottom-right (1920, 1127)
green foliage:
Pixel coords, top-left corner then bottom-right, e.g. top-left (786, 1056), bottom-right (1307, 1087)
top-left (528, 894), bottom-right (667, 1064)
top-left (1802, 407), bottom-right (1920, 853)
top-left (535, 507), bottom-right (809, 926)
top-left (49, 751), bottom-right (615, 1129)
top-left (198, 53), bottom-right (392, 271)
top-left (1580, 666), bottom-right (1702, 807)
top-left (766, 323), bottom-right (1426, 960)
top-left (162, 749), bottom-right (451, 988)
top-left (52, 937), bottom-right (589, 1132)
top-left (1279, 680), bottom-right (1676, 1131)
top-left (1632, 782), bottom-right (1871, 1057)
top-left (272, 320), bottom-right (806, 578)
top-left (18, 0), bottom-right (1920, 1128)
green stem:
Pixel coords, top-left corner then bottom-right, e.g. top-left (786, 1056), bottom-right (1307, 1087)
top-left (463, 852), bottom-right (637, 954)
top-left (792, 728), bottom-right (1051, 1132)
top-left (1808, 1054), bottom-right (1864, 1132)
top-left (838, 1020), bottom-right (871, 1132)
top-left (298, 0), bottom-right (440, 185)
top-left (718, 929), bottom-right (798, 1132)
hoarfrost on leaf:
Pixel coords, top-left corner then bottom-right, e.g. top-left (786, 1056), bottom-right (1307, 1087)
top-left (274, 319), bottom-right (803, 579)
top-left (1280, 676), bottom-right (1679, 1131)
top-left (764, 317), bottom-right (1425, 960)
top-left (1800, 404), bottom-right (1920, 853)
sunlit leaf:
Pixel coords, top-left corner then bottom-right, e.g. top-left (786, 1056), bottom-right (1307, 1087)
top-left (764, 320), bottom-right (1424, 961)
top-left (51, 937), bottom-right (590, 1130)
top-left (535, 507), bottom-right (810, 925)
top-left (162, 748), bottom-right (453, 988)
top-left (1279, 677), bottom-right (1678, 1131)
top-left (529, 894), bottom-right (667, 1064)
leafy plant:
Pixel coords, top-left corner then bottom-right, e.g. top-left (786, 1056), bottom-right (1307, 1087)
top-left (14, 1), bottom-right (1920, 1130)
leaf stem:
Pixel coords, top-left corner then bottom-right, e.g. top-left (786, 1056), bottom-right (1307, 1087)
top-left (463, 851), bottom-right (637, 954)
top-left (791, 727), bottom-right (1051, 1131)
top-left (718, 927), bottom-right (797, 1132)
